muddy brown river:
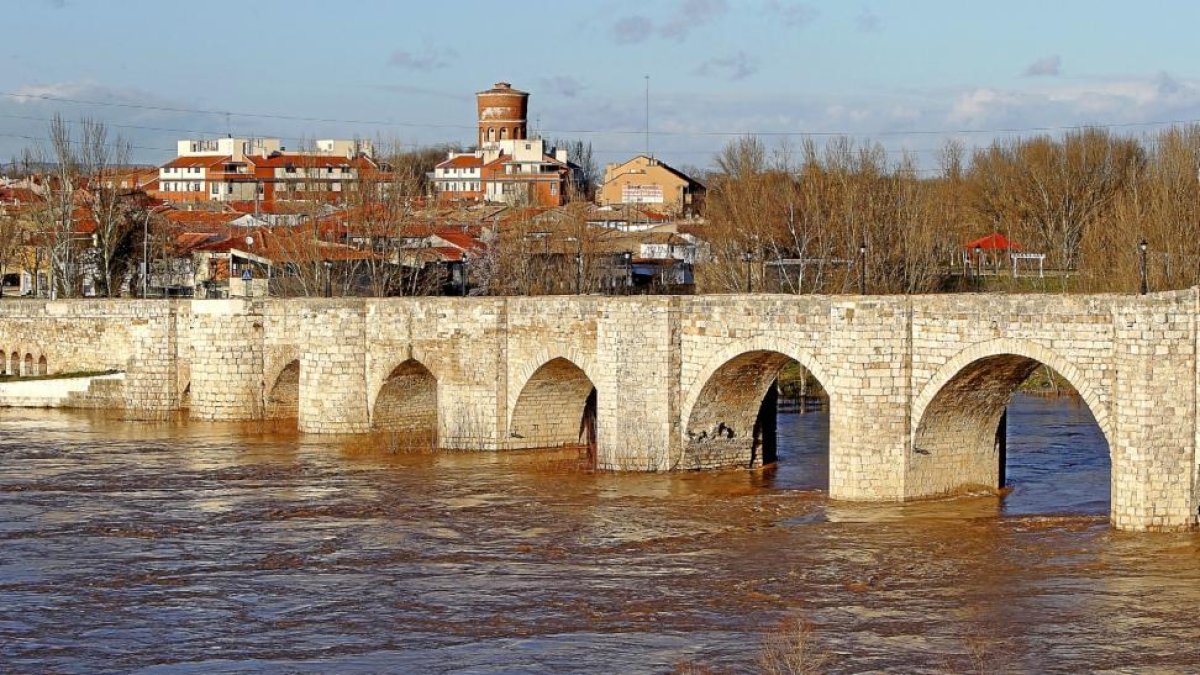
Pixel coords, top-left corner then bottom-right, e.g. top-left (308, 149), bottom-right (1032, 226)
top-left (2, 394), bottom-right (1199, 673)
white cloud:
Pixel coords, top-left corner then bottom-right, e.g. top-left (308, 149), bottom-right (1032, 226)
top-left (764, 1), bottom-right (818, 27)
top-left (855, 5), bottom-right (882, 32)
top-left (388, 45), bottom-right (457, 70)
top-left (609, 0), bottom-right (729, 44)
top-left (1023, 55), bottom-right (1062, 77)
top-left (692, 52), bottom-right (759, 81)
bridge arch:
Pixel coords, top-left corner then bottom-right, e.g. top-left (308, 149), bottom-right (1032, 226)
top-left (679, 338), bottom-right (831, 471)
top-left (508, 354), bottom-right (598, 453)
top-left (908, 338), bottom-right (1112, 500)
top-left (371, 357), bottom-right (438, 449)
top-left (265, 359), bottom-right (300, 420)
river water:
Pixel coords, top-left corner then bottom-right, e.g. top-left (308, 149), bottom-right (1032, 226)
top-left (2, 394), bottom-right (1198, 673)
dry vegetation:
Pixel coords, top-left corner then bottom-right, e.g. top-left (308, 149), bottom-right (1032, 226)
top-left (697, 126), bottom-right (1200, 295)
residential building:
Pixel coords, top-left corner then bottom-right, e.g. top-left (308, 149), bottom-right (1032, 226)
top-left (432, 154), bottom-right (484, 203)
top-left (598, 155), bottom-right (706, 216)
top-left (155, 137), bottom-right (376, 206)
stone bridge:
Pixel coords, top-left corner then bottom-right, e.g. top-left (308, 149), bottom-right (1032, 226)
top-left (1, 291), bottom-right (1196, 532)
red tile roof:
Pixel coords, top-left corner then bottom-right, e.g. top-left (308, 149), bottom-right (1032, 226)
top-left (161, 210), bottom-right (241, 228)
top-left (248, 154), bottom-right (368, 169)
top-left (161, 155), bottom-right (228, 169)
top-left (437, 155), bottom-right (484, 169)
top-left (434, 230), bottom-right (486, 254)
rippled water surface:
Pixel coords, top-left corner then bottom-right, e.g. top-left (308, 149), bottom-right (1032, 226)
top-left (2, 394), bottom-right (1198, 673)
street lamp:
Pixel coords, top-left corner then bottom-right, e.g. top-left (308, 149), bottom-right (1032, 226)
top-left (141, 210), bottom-right (151, 298)
top-left (574, 252), bottom-right (583, 295)
top-left (974, 245), bottom-right (983, 283)
top-left (323, 260), bottom-right (333, 298)
top-left (858, 243), bottom-right (867, 295)
top-left (621, 251), bottom-right (633, 294)
top-left (1139, 239), bottom-right (1149, 295)
top-left (742, 250), bottom-right (753, 293)
top-left (461, 255), bottom-right (469, 297)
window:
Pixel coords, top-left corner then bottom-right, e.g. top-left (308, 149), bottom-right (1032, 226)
top-left (211, 183), bottom-right (219, 194)
top-left (551, 183), bottom-right (558, 196)
top-left (192, 182), bottom-right (201, 192)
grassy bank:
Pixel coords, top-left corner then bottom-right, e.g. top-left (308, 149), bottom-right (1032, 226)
top-left (0, 369), bottom-right (120, 383)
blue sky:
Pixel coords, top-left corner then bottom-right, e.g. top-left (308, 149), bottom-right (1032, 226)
top-left (3, 0), bottom-right (1199, 171)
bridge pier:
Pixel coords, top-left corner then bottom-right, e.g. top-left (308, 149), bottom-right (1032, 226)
top-left (1110, 295), bottom-right (1198, 531)
top-left (187, 300), bottom-right (264, 421)
top-left (824, 300), bottom-right (909, 502)
top-left (298, 303), bottom-right (370, 434)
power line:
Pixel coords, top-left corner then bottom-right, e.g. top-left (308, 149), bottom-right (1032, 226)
top-left (0, 112), bottom-right (431, 149)
top-left (0, 131), bottom-right (174, 154)
top-left (6, 90), bottom-right (1200, 140)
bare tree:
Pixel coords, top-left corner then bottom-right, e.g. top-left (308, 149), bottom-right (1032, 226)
top-left (78, 119), bottom-right (136, 296)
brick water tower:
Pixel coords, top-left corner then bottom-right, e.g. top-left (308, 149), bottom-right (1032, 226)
top-left (477, 82), bottom-right (528, 147)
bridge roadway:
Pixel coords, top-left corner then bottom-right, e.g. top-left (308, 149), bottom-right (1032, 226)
top-left (1, 291), bottom-right (1196, 532)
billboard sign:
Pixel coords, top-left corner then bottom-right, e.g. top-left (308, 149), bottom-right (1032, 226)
top-left (621, 184), bottom-right (664, 204)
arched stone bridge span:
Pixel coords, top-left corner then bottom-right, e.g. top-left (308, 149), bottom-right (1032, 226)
top-left (0, 291), bottom-right (1196, 532)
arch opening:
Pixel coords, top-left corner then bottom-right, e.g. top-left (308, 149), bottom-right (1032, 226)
top-left (265, 360), bottom-right (300, 420)
top-left (5, 351), bottom-right (15, 376)
top-left (509, 357), bottom-right (597, 460)
top-left (23, 353), bottom-right (33, 377)
top-left (911, 354), bottom-right (1110, 514)
top-left (684, 350), bottom-right (829, 485)
top-left (37, 355), bottom-right (47, 376)
top-left (372, 359), bottom-right (438, 450)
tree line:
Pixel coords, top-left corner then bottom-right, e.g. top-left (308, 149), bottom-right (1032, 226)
top-left (697, 126), bottom-right (1200, 295)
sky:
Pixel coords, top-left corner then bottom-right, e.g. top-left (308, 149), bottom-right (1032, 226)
top-left (3, 0), bottom-right (1200, 173)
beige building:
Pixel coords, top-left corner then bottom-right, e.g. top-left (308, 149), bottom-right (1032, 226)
top-left (598, 155), bottom-right (705, 216)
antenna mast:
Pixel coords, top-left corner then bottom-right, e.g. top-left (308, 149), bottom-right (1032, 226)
top-left (644, 75), bottom-right (650, 158)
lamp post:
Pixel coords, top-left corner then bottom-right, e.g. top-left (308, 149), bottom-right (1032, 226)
top-left (1138, 239), bottom-right (1149, 295)
top-left (974, 245), bottom-right (983, 284)
top-left (742, 251), bottom-right (753, 293)
top-left (323, 260), bottom-right (333, 298)
top-left (621, 251), bottom-right (632, 294)
top-left (141, 210), bottom-right (150, 298)
top-left (857, 243), bottom-right (866, 295)
top-left (461, 255), bottom-right (469, 297)
top-left (575, 252), bottom-right (583, 295)
top-left (244, 236), bottom-right (255, 298)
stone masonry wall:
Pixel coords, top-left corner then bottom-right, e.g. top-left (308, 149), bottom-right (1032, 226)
top-left (2, 291), bottom-right (1197, 531)
top-left (1109, 290), bottom-right (1197, 531)
top-left (188, 300), bottom-right (263, 421)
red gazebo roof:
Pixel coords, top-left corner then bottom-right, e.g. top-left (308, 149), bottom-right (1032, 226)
top-left (964, 232), bottom-right (1021, 252)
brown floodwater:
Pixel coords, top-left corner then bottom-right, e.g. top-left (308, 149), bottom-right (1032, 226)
top-left (1, 394), bottom-right (1199, 673)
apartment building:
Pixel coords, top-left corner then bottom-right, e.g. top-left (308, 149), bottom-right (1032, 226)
top-left (155, 137), bottom-right (375, 205)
